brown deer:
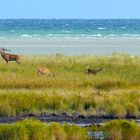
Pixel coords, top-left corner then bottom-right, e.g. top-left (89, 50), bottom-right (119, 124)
top-left (86, 67), bottom-right (103, 75)
top-left (0, 48), bottom-right (20, 64)
top-left (37, 66), bottom-right (54, 76)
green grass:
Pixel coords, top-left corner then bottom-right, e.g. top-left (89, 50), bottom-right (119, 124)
top-left (0, 54), bottom-right (140, 139)
top-left (0, 54), bottom-right (139, 117)
top-left (88, 120), bottom-right (140, 140)
top-left (0, 54), bottom-right (139, 89)
top-left (0, 119), bottom-right (88, 140)
top-left (0, 89), bottom-right (140, 117)
top-left (0, 119), bottom-right (140, 140)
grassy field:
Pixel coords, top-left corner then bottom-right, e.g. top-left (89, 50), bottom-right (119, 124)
top-left (0, 54), bottom-right (140, 117)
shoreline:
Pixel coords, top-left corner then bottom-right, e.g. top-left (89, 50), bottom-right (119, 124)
top-left (0, 38), bottom-right (140, 46)
top-left (0, 38), bottom-right (140, 56)
top-left (0, 113), bottom-right (139, 125)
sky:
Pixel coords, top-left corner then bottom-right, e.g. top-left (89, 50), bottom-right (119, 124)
top-left (0, 0), bottom-right (140, 19)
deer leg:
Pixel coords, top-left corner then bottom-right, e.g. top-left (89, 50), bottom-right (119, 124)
top-left (5, 59), bottom-right (8, 64)
top-left (37, 70), bottom-right (41, 75)
top-left (16, 58), bottom-right (20, 64)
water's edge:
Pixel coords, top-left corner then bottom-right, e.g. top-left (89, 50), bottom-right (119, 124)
top-left (0, 113), bottom-right (139, 126)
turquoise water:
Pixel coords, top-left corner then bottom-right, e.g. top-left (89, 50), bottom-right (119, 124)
top-left (0, 19), bottom-right (140, 39)
top-left (0, 19), bottom-right (140, 55)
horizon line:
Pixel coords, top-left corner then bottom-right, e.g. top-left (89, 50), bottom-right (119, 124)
top-left (0, 18), bottom-right (140, 20)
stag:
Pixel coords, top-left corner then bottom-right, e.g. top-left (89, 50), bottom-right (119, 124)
top-left (0, 48), bottom-right (20, 64)
top-left (86, 67), bottom-right (103, 75)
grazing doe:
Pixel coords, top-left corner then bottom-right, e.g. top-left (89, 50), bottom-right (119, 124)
top-left (87, 67), bottom-right (103, 75)
top-left (37, 66), bottom-right (54, 76)
top-left (0, 48), bottom-right (20, 64)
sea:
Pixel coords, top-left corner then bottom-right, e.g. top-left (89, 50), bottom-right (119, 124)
top-left (0, 19), bottom-right (140, 55)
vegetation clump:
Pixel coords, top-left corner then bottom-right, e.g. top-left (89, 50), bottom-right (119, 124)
top-left (0, 119), bottom-right (88, 140)
top-left (87, 120), bottom-right (140, 140)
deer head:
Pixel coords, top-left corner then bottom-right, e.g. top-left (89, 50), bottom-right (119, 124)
top-left (0, 48), bottom-right (11, 53)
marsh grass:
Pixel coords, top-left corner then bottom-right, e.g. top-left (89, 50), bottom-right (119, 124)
top-left (0, 54), bottom-right (139, 117)
top-left (0, 119), bottom-right (88, 140)
top-left (0, 89), bottom-right (139, 117)
top-left (0, 54), bottom-right (139, 89)
top-left (103, 120), bottom-right (140, 140)
top-left (0, 119), bottom-right (140, 140)
top-left (87, 120), bottom-right (140, 140)
top-left (0, 54), bottom-right (140, 139)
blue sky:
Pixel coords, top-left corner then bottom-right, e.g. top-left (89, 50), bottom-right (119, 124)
top-left (0, 0), bottom-right (140, 19)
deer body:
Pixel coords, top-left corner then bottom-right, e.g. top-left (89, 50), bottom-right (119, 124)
top-left (87, 68), bottom-right (103, 75)
top-left (0, 48), bottom-right (20, 64)
top-left (37, 67), bottom-right (54, 76)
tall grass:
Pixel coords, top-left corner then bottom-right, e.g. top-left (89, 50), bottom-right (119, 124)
top-left (0, 54), bottom-right (139, 117)
top-left (0, 54), bottom-right (139, 90)
top-left (0, 89), bottom-right (139, 117)
top-left (0, 55), bottom-right (139, 139)
top-left (87, 120), bottom-right (140, 140)
top-left (0, 119), bottom-right (140, 140)
top-left (103, 120), bottom-right (140, 140)
top-left (0, 119), bottom-right (88, 140)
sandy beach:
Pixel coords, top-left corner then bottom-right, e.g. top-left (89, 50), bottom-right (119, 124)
top-left (0, 38), bottom-right (140, 55)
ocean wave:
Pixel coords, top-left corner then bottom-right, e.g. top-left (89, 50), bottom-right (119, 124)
top-left (80, 34), bottom-right (87, 37)
top-left (121, 27), bottom-right (126, 29)
top-left (108, 34), bottom-right (118, 37)
top-left (65, 24), bottom-right (69, 26)
top-left (61, 30), bottom-right (72, 33)
top-left (91, 34), bottom-right (102, 37)
top-left (48, 34), bottom-right (53, 36)
top-left (10, 30), bottom-right (15, 32)
top-left (98, 27), bottom-right (106, 30)
top-left (21, 34), bottom-right (32, 38)
top-left (32, 34), bottom-right (41, 37)
top-left (121, 34), bottom-right (139, 37)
